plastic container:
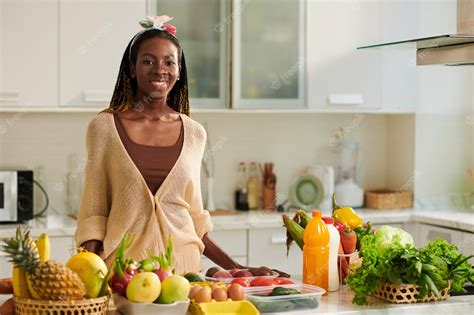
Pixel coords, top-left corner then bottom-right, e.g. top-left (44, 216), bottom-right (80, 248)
top-left (245, 283), bottom-right (325, 313)
top-left (322, 216), bottom-right (340, 292)
top-left (205, 269), bottom-right (279, 284)
top-left (113, 294), bottom-right (189, 315)
top-left (302, 210), bottom-right (329, 292)
top-left (189, 299), bottom-right (259, 315)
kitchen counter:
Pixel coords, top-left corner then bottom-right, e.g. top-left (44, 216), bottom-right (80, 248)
top-left (0, 208), bottom-right (473, 238)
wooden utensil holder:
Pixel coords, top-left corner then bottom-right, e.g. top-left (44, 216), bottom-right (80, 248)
top-left (263, 186), bottom-right (276, 211)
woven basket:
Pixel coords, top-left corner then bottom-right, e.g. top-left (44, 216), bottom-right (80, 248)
top-left (364, 190), bottom-right (413, 209)
top-left (14, 295), bottom-right (110, 315)
top-left (374, 283), bottom-right (450, 304)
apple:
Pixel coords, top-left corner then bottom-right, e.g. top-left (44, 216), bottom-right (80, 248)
top-left (212, 270), bottom-right (233, 278)
top-left (234, 270), bottom-right (253, 278)
top-left (66, 252), bottom-right (108, 298)
top-left (126, 272), bottom-right (161, 303)
top-left (156, 275), bottom-right (190, 304)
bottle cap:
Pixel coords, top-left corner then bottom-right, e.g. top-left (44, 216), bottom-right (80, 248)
top-left (321, 216), bottom-right (334, 224)
top-left (311, 210), bottom-right (322, 218)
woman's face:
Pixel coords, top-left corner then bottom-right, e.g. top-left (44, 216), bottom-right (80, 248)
top-left (131, 37), bottom-right (180, 104)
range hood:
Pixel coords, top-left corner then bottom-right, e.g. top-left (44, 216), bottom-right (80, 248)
top-left (358, 0), bottom-right (474, 66)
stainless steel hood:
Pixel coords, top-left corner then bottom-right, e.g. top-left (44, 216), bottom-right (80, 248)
top-left (357, 0), bottom-right (474, 66)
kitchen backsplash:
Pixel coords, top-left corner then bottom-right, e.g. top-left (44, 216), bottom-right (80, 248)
top-left (0, 111), bottom-right (416, 214)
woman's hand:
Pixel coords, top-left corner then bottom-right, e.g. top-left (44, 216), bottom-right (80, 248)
top-left (237, 265), bottom-right (291, 278)
top-left (80, 240), bottom-right (103, 254)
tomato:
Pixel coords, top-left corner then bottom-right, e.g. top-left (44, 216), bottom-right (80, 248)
top-left (231, 278), bottom-right (250, 287)
top-left (273, 277), bottom-right (295, 285)
top-left (250, 277), bottom-right (275, 287)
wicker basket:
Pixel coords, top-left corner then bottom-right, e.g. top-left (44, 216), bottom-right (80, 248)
top-left (14, 295), bottom-right (110, 315)
top-left (364, 190), bottom-right (413, 209)
top-left (374, 283), bottom-right (450, 304)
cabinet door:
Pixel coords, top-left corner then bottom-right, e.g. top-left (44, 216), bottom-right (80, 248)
top-left (207, 229), bottom-right (247, 256)
top-left (0, 0), bottom-right (58, 107)
top-left (60, 0), bottom-right (146, 106)
top-left (201, 256), bottom-right (247, 271)
top-left (248, 228), bottom-right (302, 277)
top-left (232, 0), bottom-right (305, 109)
top-left (150, 0), bottom-right (228, 108)
top-left (417, 224), bottom-right (464, 249)
top-left (0, 254), bottom-right (12, 278)
top-left (50, 236), bottom-right (75, 264)
top-left (307, 0), bottom-right (382, 110)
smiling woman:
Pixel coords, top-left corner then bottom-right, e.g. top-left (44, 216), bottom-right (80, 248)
top-left (73, 16), bottom-right (288, 276)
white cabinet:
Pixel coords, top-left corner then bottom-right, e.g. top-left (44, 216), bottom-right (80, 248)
top-left (248, 228), bottom-right (302, 277)
top-left (417, 224), bottom-right (464, 249)
top-left (0, 0), bottom-right (58, 107)
top-left (306, 0), bottom-right (383, 111)
top-left (201, 229), bottom-right (248, 269)
top-left (59, 0), bottom-right (146, 106)
top-left (460, 232), bottom-right (474, 257)
top-left (0, 254), bottom-right (11, 278)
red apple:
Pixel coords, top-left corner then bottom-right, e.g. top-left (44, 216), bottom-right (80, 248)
top-left (234, 270), bottom-right (253, 278)
top-left (212, 270), bottom-right (232, 278)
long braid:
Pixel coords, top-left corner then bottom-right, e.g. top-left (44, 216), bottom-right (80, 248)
top-left (105, 29), bottom-right (190, 116)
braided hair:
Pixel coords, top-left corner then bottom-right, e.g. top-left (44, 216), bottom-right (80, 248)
top-left (106, 29), bottom-right (190, 116)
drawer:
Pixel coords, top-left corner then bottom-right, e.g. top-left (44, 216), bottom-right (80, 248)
top-left (201, 256), bottom-right (248, 272)
top-left (207, 230), bottom-right (247, 256)
top-left (418, 224), bottom-right (463, 249)
top-left (248, 228), bottom-right (302, 277)
top-left (0, 256), bottom-right (12, 278)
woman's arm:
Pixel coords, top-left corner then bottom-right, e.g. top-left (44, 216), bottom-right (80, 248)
top-left (202, 234), bottom-right (291, 277)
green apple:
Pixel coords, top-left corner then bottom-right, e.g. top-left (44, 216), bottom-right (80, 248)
top-left (126, 272), bottom-right (161, 303)
top-left (156, 275), bottom-right (190, 304)
top-left (66, 252), bottom-right (107, 298)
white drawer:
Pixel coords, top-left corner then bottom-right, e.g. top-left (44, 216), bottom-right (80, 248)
top-left (248, 228), bottom-right (302, 277)
top-left (200, 256), bottom-right (248, 272)
top-left (207, 230), bottom-right (247, 256)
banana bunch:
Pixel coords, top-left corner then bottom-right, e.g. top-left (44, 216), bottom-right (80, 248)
top-left (282, 210), bottom-right (311, 255)
top-left (12, 233), bottom-right (50, 298)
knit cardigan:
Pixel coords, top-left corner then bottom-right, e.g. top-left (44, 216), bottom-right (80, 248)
top-left (74, 112), bottom-right (213, 273)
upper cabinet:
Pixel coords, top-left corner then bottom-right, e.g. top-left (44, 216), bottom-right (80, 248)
top-left (59, 0), bottom-right (146, 107)
top-left (151, 0), bottom-right (228, 108)
top-left (232, 0), bottom-right (305, 109)
top-left (0, 0), bottom-right (59, 107)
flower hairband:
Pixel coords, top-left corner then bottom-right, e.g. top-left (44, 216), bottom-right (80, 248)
top-left (138, 15), bottom-right (177, 36)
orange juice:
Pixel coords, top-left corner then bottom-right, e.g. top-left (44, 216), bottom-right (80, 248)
top-left (302, 210), bottom-right (329, 292)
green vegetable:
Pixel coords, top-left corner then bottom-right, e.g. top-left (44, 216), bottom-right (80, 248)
top-left (374, 225), bottom-right (414, 251)
top-left (346, 234), bottom-right (474, 305)
top-left (183, 272), bottom-right (205, 283)
top-left (269, 287), bottom-right (301, 296)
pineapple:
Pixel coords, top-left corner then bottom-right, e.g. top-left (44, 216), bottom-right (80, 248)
top-left (1, 228), bottom-right (86, 301)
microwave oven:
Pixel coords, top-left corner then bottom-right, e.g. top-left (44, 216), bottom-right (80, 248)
top-left (0, 170), bottom-right (34, 223)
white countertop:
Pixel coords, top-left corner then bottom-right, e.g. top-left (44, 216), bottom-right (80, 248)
top-left (0, 208), bottom-right (473, 239)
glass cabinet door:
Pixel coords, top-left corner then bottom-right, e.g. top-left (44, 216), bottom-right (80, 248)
top-left (150, 0), bottom-right (228, 108)
top-left (232, 0), bottom-right (305, 108)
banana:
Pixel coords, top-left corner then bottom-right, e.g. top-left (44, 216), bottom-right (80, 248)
top-left (26, 274), bottom-right (41, 299)
top-left (36, 233), bottom-right (51, 262)
top-left (12, 266), bottom-right (31, 298)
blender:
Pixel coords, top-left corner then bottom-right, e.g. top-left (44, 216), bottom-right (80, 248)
top-left (334, 140), bottom-right (364, 207)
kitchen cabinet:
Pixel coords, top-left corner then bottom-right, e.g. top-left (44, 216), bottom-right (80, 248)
top-left (417, 223), bottom-right (464, 249)
top-left (248, 228), bottom-right (302, 277)
top-left (232, 0), bottom-right (305, 109)
top-left (201, 229), bottom-right (248, 270)
top-left (59, 0), bottom-right (146, 107)
top-left (461, 232), bottom-right (474, 256)
top-left (0, 0), bottom-right (58, 107)
top-left (151, 0), bottom-right (228, 108)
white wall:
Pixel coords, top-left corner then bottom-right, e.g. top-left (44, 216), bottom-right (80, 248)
top-left (0, 111), bottom-right (414, 214)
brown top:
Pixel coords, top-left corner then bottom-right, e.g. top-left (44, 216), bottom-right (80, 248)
top-left (114, 114), bottom-right (184, 195)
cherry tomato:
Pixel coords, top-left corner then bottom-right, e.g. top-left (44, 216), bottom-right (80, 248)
top-left (250, 277), bottom-right (275, 287)
top-left (273, 277), bottom-right (295, 285)
top-left (231, 278), bottom-right (250, 287)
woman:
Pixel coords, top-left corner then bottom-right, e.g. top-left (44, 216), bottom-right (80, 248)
top-left (75, 16), bottom-right (288, 276)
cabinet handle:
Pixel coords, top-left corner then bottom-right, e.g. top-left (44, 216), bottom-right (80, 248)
top-left (0, 90), bottom-right (19, 103)
top-left (328, 94), bottom-right (363, 105)
top-left (271, 234), bottom-right (287, 244)
top-left (83, 90), bottom-right (112, 103)
top-left (427, 230), bottom-right (451, 243)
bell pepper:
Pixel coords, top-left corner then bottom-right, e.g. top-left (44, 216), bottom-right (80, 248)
top-left (332, 194), bottom-right (363, 229)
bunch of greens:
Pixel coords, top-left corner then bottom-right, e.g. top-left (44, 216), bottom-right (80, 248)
top-left (346, 227), bottom-right (474, 305)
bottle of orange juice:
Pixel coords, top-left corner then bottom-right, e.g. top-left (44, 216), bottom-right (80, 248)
top-left (303, 210), bottom-right (329, 292)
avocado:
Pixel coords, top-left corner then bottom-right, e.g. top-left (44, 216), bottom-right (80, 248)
top-left (183, 272), bottom-right (205, 282)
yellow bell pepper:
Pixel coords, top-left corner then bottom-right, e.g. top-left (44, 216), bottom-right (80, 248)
top-left (332, 194), bottom-right (363, 229)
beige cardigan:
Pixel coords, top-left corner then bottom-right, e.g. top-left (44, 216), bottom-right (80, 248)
top-left (75, 112), bottom-right (213, 273)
